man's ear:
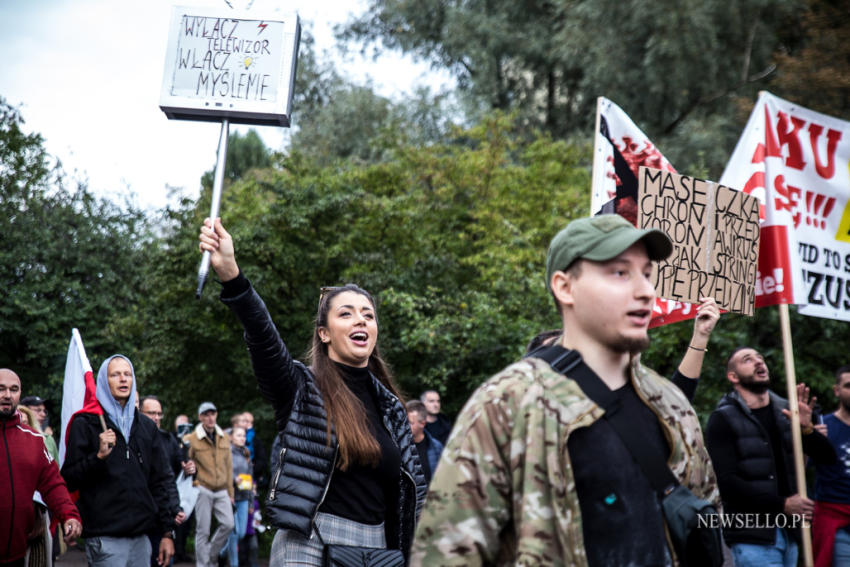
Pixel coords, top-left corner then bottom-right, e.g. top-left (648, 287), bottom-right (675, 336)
top-left (727, 370), bottom-right (739, 385)
top-left (551, 270), bottom-right (575, 308)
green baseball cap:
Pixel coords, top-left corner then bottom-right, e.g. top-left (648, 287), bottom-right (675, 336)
top-left (545, 214), bottom-right (673, 291)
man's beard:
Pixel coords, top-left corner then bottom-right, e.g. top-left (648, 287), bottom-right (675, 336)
top-left (0, 406), bottom-right (16, 420)
top-left (609, 334), bottom-right (650, 354)
top-left (840, 398), bottom-right (850, 413)
top-left (738, 373), bottom-right (770, 394)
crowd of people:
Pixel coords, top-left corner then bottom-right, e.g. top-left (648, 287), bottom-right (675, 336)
top-left (3, 213), bottom-right (850, 567)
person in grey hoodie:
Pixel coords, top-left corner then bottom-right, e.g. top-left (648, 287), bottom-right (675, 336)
top-left (62, 354), bottom-right (175, 567)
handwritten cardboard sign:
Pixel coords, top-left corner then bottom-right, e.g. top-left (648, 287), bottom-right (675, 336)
top-left (160, 6), bottom-right (300, 126)
top-left (638, 167), bottom-right (760, 315)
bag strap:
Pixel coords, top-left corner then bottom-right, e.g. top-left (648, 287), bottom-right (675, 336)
top-left (533, 344), bottom-right (679, 498)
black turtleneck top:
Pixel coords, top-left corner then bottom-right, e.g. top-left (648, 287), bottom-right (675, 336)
top-left (318, 362), bottom-right (402, 525)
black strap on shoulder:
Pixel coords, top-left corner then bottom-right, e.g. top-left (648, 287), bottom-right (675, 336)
top-left (532, 344), bottom-right (679, 497)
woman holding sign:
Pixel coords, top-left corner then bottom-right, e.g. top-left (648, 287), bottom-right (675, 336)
top-left (199, 218), bottom-right (426, 567)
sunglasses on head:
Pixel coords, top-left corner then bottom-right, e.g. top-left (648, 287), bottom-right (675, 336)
top-left (319, 286), bottom-right (341, 305)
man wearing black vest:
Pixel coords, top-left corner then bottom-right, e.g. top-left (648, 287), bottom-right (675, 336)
top-left (705, 346), bottom-right (835, 567)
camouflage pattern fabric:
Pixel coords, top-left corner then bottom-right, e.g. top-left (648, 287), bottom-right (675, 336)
top-left (411, 356), bottom-right (719, 566)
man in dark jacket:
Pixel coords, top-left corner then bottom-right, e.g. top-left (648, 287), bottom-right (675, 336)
top-left (0, 369), bottom-right (81, 567)
top-left (406, 400), bottom-right (443, 484)
top-left (61, 355), bottom-right (175, 567)
top-left (706, 346), bottom-right (836, 567)
top-left (420, 390), bottom-right (452, 445)
top-left (140, 395), bottom-right (188, 566)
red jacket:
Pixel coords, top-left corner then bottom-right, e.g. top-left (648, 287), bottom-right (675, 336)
top-left (0, 411), bottom-right (80, 561)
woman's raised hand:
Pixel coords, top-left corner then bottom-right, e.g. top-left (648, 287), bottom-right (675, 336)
top-left (199, 217), bottom-right (240, 282)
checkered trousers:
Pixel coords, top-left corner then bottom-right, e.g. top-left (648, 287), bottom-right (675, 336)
top-left (269, 511), bottom-right (386, 566)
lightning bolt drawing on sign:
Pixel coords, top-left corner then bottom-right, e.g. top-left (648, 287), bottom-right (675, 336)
top-left (257, 21), bottom-right (267, 33)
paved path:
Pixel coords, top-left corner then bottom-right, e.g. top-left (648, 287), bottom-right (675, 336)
top-left (56, 546), bottom-right (197, 566)
top-left (55, 546), bottom-right (268, 566)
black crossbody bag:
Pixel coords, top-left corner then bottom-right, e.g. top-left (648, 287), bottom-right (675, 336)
top-left (313, 521), bottom-right (405, 567)
top-left (531, 345), bottom-right (723, 567)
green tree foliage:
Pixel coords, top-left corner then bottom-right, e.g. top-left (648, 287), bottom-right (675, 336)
top-left (288, 29), bottom-right (457, 166)
top-left (338, 115), bottom-right (591, 408)
top-left (341, 0), bottom-right (580, 133)
top-left (293, 83), bottom-right (395, 163)
top-left (0, 98), bottom-right (150, 409)
top-left (771, 0), bottom-right (850, 118)
top-left (200, 129), bottom-right (272, 192)
top-left (341, 0), bottom-right (806, 176)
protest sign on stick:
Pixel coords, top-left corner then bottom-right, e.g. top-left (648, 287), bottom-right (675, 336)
top-left (158, 5), bottom-right (301, 296)
top-left (638, 167), bottom-right (760, 315)
top-left (160, 6), bottom-right (301, 126)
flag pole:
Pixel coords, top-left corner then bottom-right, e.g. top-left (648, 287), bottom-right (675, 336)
top-left (196, 118), bottom-right (230, 298)
top-left (779, 303), bottom-right (813, 567)
top-left (590, 97), bottom-right (604, 216)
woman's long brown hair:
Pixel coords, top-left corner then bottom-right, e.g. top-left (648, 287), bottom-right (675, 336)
top-left (308, 284), bottom-right (405, 471)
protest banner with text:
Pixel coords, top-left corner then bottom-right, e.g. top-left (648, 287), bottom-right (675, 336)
top-left (638, 167), bottom-right (760, 315)
top-left (720, 92), bottom-right (850, 321)
top-left (160, 6), bottom-right (300, 126)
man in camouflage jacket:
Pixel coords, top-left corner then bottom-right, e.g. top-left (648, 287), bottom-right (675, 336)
top-left (411, 215), bottom-right (719, 566)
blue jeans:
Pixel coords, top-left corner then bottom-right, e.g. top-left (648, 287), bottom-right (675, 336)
top-left (729, 528), bottom-right (798, 567)
top-left (222, 499), bottom-right (250, 567)
top-left (85, 535), bottom-right (151, 567)
top-left (833, 528), bottom-right (850, 566)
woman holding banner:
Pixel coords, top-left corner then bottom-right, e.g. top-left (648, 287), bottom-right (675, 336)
top-left (199, 218), bottom-right (426, 567)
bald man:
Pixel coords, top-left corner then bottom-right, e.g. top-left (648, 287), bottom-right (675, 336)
top-left (0, 369), bottom-right (81, 567)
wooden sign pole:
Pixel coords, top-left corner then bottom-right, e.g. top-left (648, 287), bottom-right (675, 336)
top-left (779, 303), bottom-right (813, 567)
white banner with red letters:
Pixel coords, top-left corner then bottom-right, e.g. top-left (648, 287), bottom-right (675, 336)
top-left (720, 91), bottom-right (850, 321)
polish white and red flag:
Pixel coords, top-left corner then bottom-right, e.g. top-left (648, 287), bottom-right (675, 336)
top-left (59, 328), bottom-right (102, 466)
top-left (720, 91), bottom-right (850, 321)
top-left (591, 96), bottom-right (699, 327)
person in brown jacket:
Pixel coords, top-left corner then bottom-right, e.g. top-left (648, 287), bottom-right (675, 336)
top-left (183, 402), bottom-right (233, 567)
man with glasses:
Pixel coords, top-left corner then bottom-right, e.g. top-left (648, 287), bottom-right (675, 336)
top-left (140, 395), bottom-right (187, 567)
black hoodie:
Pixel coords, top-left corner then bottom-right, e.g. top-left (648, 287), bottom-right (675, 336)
top-left (61, 411), bottom-right (175, 538)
